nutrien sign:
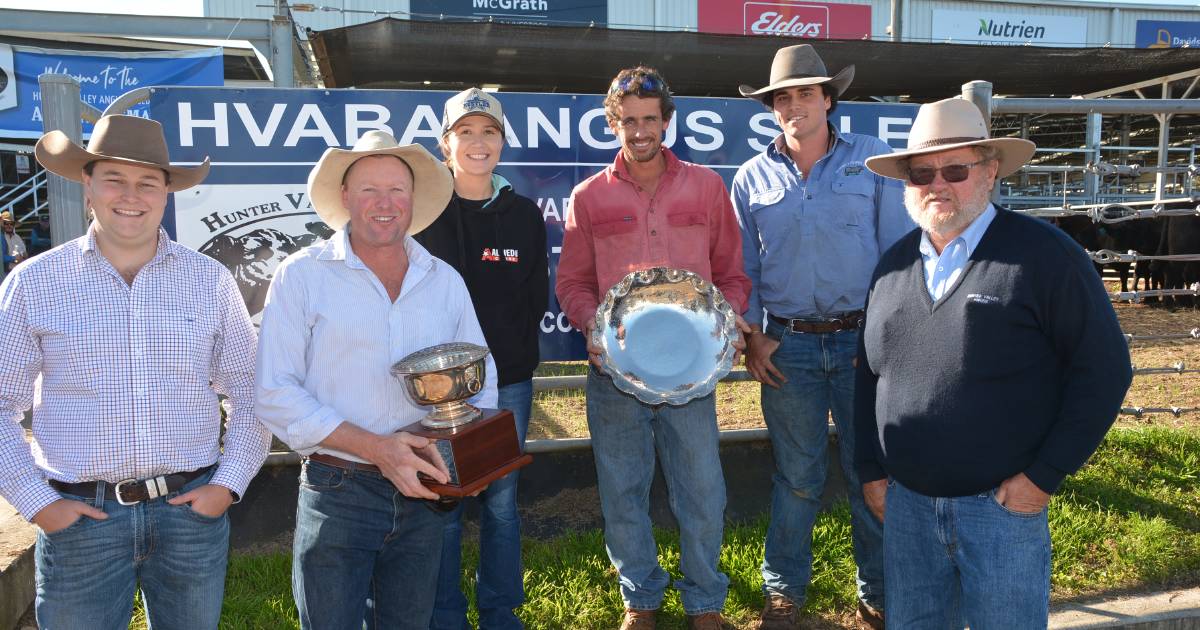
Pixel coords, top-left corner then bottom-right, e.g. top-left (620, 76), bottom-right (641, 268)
top-left (931, 9), bottom-right (1088, 47)
top-left (698, 0), bottom-right (872, 40)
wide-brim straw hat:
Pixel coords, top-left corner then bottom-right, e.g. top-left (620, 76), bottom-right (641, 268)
top-left (307, 130), bottom-right (452, 234)
top-left (739, 44), bottom-right (854, 104)
top-left (34, 115), bottom-right (209, 192)
top-left (865, 97), bottom-right (1036, 181)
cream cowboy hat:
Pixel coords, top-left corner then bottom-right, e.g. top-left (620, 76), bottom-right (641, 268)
top-left (739, 44), bottom-right (854, 104)
top-left (865, 98), bottom-right (1036, 181)
top-left (34, 115), bottom-right (209, 192)
top-left (307, 131), bottom-right (453, 233)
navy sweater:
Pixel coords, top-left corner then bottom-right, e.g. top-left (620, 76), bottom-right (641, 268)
top-left (853, 209), bottom-right (1132, 497)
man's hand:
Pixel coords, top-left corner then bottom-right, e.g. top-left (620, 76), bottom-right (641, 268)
top-left (994, 472), bottom-right (1051, 514)
top-left (732, 315), bottom-right (752, 364)
top-left (745, 329), bottom-right (786, 388)
top-left (369, 431), bottom-right (451, 501)
top-left (168, 484), bottom-right (234, 518)
top-left (583, 318), bottom-right (603, 369)
top-left (863, 479), bottom-right (887, 523)
top-left (31, 499), bottom-right (107, 534)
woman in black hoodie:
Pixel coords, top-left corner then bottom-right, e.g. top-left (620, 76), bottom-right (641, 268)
top-left (415, 88), bottom-right (548, 630)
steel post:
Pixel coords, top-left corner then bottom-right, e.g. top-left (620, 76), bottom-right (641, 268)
top-left (271, 1), bottom-right (295, 88)
top-left (38, 75), bottom-right (88, 246)
top-left (1085, 112), bottom-right (1102, 199)
top-left (1156, 82), bottom-right (1172, 201)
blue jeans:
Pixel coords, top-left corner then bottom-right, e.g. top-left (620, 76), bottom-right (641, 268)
top-left (586, 369), bottom-right (729, 615)
top-left (884, 480), bottom-right (1051, 629)
top-left (34, 467), bottom-right (229, 630)
top-left (759, 322), bottom-right (884, 610)
top-left (432, 379), bottom-right (533, 630)
top-left (293, 459), bottom-right (451, 630)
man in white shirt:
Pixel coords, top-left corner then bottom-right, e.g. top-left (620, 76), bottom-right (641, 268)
top-left (255, 131), bottom-right (497, 630)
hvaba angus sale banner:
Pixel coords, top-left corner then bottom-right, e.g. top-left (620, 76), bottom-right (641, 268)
top-left (148, 87), bottom-right (917, 360)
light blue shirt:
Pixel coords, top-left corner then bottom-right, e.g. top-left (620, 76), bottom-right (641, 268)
top-left (255, 229), bottom-right (497, 461)
top-left (919, 204), bottom-right (997, 301)
top-left (731, 127), bottom-right (914, 326)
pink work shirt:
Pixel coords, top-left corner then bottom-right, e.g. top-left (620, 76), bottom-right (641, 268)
top-left (556, 148), bottom-right (751, 330)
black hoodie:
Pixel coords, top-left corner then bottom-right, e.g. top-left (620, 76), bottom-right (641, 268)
top-left (415, 176), bottom-right (549, 386)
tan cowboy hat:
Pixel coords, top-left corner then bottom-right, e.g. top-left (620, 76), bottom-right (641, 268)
top-left (307, 130), bottom-right (452, 233)
top-left (739, 44), bottom-right (854, 104)
top-left (34, 115), bottom-right (209, 192)
top-left (865, 98), bottom-right (1036, 181)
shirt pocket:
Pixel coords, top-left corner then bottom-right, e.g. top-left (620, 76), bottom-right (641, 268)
top-left (591, 215), bottom-right (638, 239)
top-left (666, 210), bottom-right (707, 228)
top-left (831, 175), bottom-right (875, 230)
top-left (748, 188), bottom-right (785, 213)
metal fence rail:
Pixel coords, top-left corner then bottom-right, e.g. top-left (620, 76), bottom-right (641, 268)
top-left (1125, 330), bottom-right (1200, 343)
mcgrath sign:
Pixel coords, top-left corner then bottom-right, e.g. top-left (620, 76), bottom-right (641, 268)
top-left (931, 9), bottom-right (1088, 47)
top-left (409, 0), bottom-right (606, 26)
top-left (149, 87), bottom-right (916, 360)
top-left (1136, 20), bottom-right (1200, 48)
top-left (0, 46), bottom-right (222, 139)
top-left (698, 0), bottom-right (872, 40)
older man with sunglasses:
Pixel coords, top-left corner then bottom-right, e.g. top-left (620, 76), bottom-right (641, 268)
top-left (854, 97), bottom-right (1132, 628)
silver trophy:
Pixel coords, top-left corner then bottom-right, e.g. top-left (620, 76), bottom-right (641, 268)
top-left (390, 342), bottom-right (532, 497)
top-left (390, 342), bottom-right (490, 429)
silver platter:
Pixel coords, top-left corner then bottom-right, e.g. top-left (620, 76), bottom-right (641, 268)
top-left (592, 267), bottom-right (738, 406)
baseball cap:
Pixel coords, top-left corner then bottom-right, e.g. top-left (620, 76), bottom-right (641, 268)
top-left (442, 88), bottom-right (504, 135)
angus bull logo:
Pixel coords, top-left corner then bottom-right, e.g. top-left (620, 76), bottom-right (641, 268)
top-left (200, 221), bottom-right (334, 315)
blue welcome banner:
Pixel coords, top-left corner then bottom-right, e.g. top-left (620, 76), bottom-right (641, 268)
top-left (0, 46), bottom-right (222, 139)
top-left (149, 87), bottom-right (917, 360)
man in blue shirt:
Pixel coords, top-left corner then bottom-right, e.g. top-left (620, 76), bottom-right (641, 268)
top-left (730, 44), bottom-right (912, 630)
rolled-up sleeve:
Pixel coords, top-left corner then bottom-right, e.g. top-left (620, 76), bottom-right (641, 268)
top-left (555, 188), bottom-right (600, 331)
top-left (209, 270), bottom-right (271, 498)
top-left (254, 258), bottom-right (345, 452)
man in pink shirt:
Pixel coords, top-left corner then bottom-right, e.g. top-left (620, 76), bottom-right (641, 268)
top-left (556, 66), bottom-right (751, 630)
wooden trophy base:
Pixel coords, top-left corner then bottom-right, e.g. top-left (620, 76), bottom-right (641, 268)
top-left (403, 408), bottom-right (533, 498)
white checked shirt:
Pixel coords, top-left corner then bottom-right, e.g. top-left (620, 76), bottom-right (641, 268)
top-left (0, 226), bottom-right (271, 520)
top-left (255, 229), bottom-right (496, 459)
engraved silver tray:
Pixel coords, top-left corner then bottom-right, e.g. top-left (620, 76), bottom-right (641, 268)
top-left (592, 267), bottom-right (738, 406)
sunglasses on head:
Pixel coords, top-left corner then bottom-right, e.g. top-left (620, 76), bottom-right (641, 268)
top-left (609, 74), bottom-right (663, 95)
top-left (906, 160), bottom-right (988, 185)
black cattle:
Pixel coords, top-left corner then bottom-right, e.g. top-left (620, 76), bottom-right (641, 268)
top-left (200, 222), bottom-right (334, 315)
top-left (1158, 215), bottom-right (1200, 309)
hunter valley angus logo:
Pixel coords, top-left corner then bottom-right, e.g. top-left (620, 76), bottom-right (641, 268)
top-left (174, 184), bottom-right (333, 319)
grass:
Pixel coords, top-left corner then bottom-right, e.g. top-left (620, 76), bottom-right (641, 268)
top-left (125, 426), bottom-right (1200, 629)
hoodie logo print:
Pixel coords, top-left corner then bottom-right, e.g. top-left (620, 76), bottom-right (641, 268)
top-left (481, 247), bottom-right (519, 263)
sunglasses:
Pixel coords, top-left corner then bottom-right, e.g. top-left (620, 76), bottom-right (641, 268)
top-left (906, 160), bottom-right (987, 186)
top-left (609, 74), bottom-right (664, 95)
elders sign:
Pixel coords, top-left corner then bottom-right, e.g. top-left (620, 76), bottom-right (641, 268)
top-left (697, 0), bottom-right (872, 40)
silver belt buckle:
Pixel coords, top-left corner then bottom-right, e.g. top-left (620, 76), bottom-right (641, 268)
top-left (114, 478), bottom-right (141, 506)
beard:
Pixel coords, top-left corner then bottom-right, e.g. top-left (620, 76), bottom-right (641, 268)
top-left (904, 180), bottom-right (993, 239)
top-left (621, 138), bottom-right (661, 163)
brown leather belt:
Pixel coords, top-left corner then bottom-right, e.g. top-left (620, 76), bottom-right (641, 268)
top-left (49, 465), bottom-right (214, 506)
top-left (768, 310), bottom-right (865, 334)
top-left (308, 453), bottom-right (381, 474)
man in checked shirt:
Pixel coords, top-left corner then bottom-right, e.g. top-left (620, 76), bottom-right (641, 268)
top-left (0, 115), bottom-right (270, 629)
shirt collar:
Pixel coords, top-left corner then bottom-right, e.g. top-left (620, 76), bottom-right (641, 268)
top-left (482, 173), bottom-right (511, 208)
top-left (919, 203), bottom-right (997, 258)
top-left (767, 123), bottom-right (852, 162)
top-left (317, 226), bottom-right (436, 274)
top-left (80, 223), bottom-right (176, 265)
top-left (612, 147), bottom-right (681, 182)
